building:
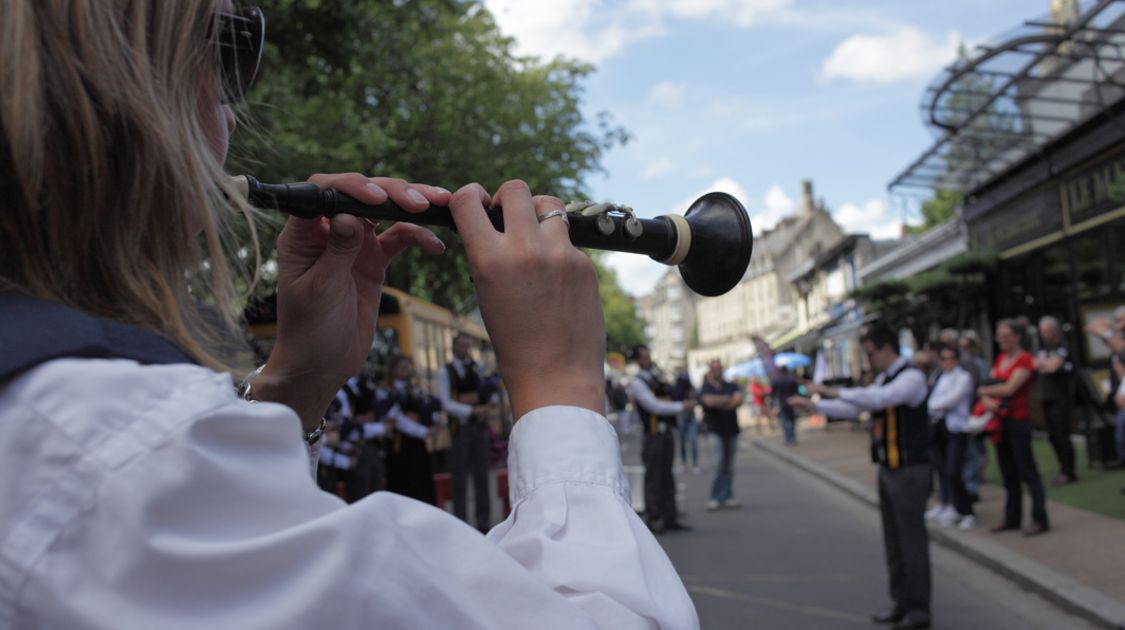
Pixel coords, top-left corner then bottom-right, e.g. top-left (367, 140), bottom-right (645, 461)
top-left (637, 268), bottom-right (697, 372)
top-left (687, 180), bottom-right (845, 372)
top-left (789, 234), bottom-right (901, 379)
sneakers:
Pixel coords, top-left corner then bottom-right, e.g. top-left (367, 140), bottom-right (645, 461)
top-left (706, 500), bottom-right (721, 511)
top-left (936, 506), bottom-right (959, 526)
top-left (957, 515), bottom-right (976, 531)
top-left (924, 504), bottom-right (947, 521)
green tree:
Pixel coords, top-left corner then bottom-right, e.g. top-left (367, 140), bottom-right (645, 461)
top-left (905, 189), bottom-right (962, 235)
top-left (589, 252), bottom-right (647, 356)
top-left (228, 0), bottom-right (628, 312)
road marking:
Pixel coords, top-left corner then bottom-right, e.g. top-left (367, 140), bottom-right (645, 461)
top-left (686, 584), bottom-right (870, 624)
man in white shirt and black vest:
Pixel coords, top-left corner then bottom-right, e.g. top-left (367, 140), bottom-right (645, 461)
top-left (437, 333), bottom-right (495, 532)
top-left (629, 344), bottom-right (694, 534)
top-left (790, 325), bottom-right (932, 630)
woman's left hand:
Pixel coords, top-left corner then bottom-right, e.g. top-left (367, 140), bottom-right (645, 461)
top-left (257, 173), bottom-right (449, 430)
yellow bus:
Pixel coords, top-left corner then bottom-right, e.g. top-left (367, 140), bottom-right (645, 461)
top-left (374, 287), bottom-right (494, 394)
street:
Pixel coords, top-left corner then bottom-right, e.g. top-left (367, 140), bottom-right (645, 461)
top-left (626, 434), bottom-right (1100, 630)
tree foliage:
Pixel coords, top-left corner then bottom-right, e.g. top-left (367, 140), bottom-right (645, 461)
top-left (227, 0), bottom-right (629, 312)
top-left (589, 252), bottom-right (647, 357)
top-left (905, 190), bottom-right (962, 235)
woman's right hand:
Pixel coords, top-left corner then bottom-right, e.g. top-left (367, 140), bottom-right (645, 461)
top-left (448, 180), bottom-right (606, 420)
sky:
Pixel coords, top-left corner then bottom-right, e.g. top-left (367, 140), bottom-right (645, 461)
top-left (482, 0), bottom-right (1043, 296)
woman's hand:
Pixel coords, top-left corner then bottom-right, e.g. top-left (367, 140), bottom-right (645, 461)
top-left (257, 173), bottom-right (449, 430)
top-left (449, 180), bottom-right (606, 420)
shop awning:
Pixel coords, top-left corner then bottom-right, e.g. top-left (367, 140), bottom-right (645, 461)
top-left (888, 0), bottom-right (1125, 196)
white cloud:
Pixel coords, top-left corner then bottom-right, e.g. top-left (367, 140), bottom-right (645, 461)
top-left (821, 26), bottom-right (961, 83)
top-left (757, 184), bottom-right (795, 229)
top-left (606, 250), bottom-right (669, 297)
top-left (628, 0), bottom-right (794, 28)
top-left (642, 158), bottom-right (675, 179)
top-left (834, 199), bottom-right (902, 239)
top-left (646, 81), bottom-right (688, 108)
top-left (483, 0), bottom-right (793, 63)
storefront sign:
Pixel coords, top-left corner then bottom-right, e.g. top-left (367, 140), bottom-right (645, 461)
top-left (970, 187), bottom-right (1062, 252)
top-left (1063, 150), bottom-right (1125, 227)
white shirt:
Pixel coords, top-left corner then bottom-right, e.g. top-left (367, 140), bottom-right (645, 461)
top-left (628, 369), bottom-right (684, 417)
top-left (817, 357), bottom-right (929, 420)
top-left (0, 359), bottom-right (698, 629)
top-left (927, 366), bottom-right (974, 433)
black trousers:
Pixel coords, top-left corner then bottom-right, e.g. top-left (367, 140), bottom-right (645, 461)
top-left (930, 421), bottom-right (949, 504)
top-left (451, 421), bottom-right (491, 529)
top-left (643, 430), bottom-right (678, 527)
top-left (346, 443), bottom-right (385, 503)
top-left (995, 418), bottom-right (1049, 529)
top-left (944, 432), bottom-right (973, 517)
top-left (1041, 399), bottom-right (1076, 479)
top-left (877, 464), bottom-right (931, 624)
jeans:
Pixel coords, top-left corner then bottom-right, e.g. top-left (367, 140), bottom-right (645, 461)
top-left (678, 412), bottom-right (699, 467)
top-left (780, 407), bottom-right (797, 444)
top-left (1115, 409), bottom-right (1125, 463)
top-left (930, 422), bottom-right (949, 505)
top-left (963, 435), bottom-right (985, 497)
top-left (710, 433), bottom-right (738, 502)
top-left (945, 432), bottom-right (973, 516)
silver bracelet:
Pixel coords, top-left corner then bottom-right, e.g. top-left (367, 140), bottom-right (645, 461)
top-left (238, 365), bottom-right (327, 446)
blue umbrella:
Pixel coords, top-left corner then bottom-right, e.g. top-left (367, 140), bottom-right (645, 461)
top-left (724, 359), bottom-right (766, 380)
top-left (773, 352), bottom-right (811, 370)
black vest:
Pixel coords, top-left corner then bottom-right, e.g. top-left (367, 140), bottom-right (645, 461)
top-left (870, 362), bottom-right (930, 469)
top-left (446, 360), bottom-right (482, 424)
top-left (636, 370), bottom-right (676, 435)
top-left (0, 293), bottom-right (197, 385)
top-left (446, 360), bottom-right (481, 398)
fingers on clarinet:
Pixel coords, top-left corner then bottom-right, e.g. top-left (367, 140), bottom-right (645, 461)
top-left (491, 179), bottom-right (538, 237)
top-left (307, 172), bottom-right (387, 205)
top-left (375, 178), bottom-right (431, 211)
top-left (378, 223), bottom-right (446, 258)
top-left (449, 183), bottom-right (495, 249)
top-left (411, 183), bottom-right (452, 206)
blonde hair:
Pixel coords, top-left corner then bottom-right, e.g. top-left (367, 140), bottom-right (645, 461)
top-left (1, 0), bottom-right (259, 372)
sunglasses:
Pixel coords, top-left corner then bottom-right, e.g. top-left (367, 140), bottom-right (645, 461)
top-left (213, 6), bottom-right (265, 103)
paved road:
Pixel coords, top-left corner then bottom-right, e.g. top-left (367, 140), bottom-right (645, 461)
top-left (622, 433), bottom-right (1098, 630)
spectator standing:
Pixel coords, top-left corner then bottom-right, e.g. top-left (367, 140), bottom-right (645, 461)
top-left (672, 365), bottom-right (700, 474)
top-left (700, 360), bottom-right (744, 510)
top-left (978, 318), bottom-right (1050, 536)
top-left (959, 331), bottom-right (990, 501)
top-left (790, 325), bottom-right (933, 630)
top-left (1086, 306), bottom-right (1125, 474)
top-left (927, 345), bottom-right (977, 529)
top-left (772, 368), bottom-right (800, 445)
top-left (1034, 316), bottom-right (1078, 485)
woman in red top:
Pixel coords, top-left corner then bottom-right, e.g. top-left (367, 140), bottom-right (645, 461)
top-left (978, 318), bottom-right (1050, 535)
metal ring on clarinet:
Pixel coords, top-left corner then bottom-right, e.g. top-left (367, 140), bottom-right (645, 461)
top-left (232, 175), bottom-right (754, 297)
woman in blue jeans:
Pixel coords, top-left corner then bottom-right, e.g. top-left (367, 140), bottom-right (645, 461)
top-left (699, 360), bottom-right (744, 509)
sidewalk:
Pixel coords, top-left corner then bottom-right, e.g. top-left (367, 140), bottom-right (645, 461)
top-left (753, 425), bottom-right (1125, 630)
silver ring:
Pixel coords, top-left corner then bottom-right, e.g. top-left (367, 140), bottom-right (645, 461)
top-left (536, 208), bottom-right (569, 226)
